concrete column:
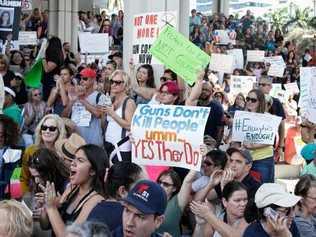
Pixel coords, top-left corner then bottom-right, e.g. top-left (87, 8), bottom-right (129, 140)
top-left (48, 0), bottom-right (58, 36)
top-left (64, 0), bottom-right (72, 44)
top-left (220, 0), bottom-right (230, 15)
top-left (71, 0), bottom-right (79, 52)
top-left (58, 0), bottom-right (65, 40)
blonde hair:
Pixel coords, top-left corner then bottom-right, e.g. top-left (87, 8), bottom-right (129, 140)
top-left (34, 114), bottom-right (67, 146)
top-left (0, 54), bottom-right (9, 69)
top-left (0, 200), bottom-right (33, 237)
top-left (110, 70), bottom-right (131, 94)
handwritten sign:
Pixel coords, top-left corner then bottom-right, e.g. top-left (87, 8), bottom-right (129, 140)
top-left (230, 76), bottom-right (256, 96)
top-left (18, 31), bottom-right (37, 45)
top-left (132, 11), bottom-right (177, 64)
top-left (232, 111), bottom-right (282, 145)
top-left (150, 25), bottom-right (210, 85)
top-left (264, 56), bottom-right (285, 66)
top-left (284, 82), bottom-right (299, 95)
top-left (247, 50), bottom-right (265, 62)
top-left (209, 53), bottom-right (234, 73)
top-left (268, 64), bottom-right (285, 77)
top-left (78, 32), bottom-right (109, 54)
top-left (131, 104), bottom-right (210, 170)
top-left (213, 30), bottom-right (236, 45)
top-left (228, 48), bottom-right (244, 69)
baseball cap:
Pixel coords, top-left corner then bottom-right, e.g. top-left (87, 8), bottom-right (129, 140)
top-left (108, 51), bottom-right (122, 59)
top-left (227, 147), bottom-right (253, 164)
top-left (80, 68), bottom-right (96, 79)
top-left (4, 87), bottom-right (16, 98)
top-left (123, 180), bottom-right (167, 215)
top-left (255, 183), bottom-right (301, 208)
top-left (159, 81), bottom-right (180, 95)
top-left (300, 143), bottom-right (316, 161)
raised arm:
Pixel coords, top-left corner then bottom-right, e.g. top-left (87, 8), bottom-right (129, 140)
top-left (185, 71), bottom-right (205, 106)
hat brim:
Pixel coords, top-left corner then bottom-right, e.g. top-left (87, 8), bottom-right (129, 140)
top-left (257, 194), bottom-right (301, 208)
top-left (123, 196), bottom-right (157, 215)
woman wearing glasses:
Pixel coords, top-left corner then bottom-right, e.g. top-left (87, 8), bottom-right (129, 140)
top-left (100, 70), bottom-right (136, 162)
top-left (294, 174), bottom-right (316, 237)
top-left (21, 114), bottom-right (66, 194)
top-left (242, 89), bottom-right (274, 183)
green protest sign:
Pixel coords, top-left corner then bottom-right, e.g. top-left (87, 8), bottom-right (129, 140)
top-left (149, 25), bottom-right (210, 85)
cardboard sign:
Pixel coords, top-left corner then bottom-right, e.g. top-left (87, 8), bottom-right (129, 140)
top-left (230, 75), bottom-right (256, 96)
top-left (232, 111), bottom-right (282, 145)
top-left (18, 31), bottom-right (37, 45)
top-left (247, 50), bottom-right (265, 62)
top-left (213, 30), bottom-right (236, 45)
top-left (209, 53), bottom-right (234, 73)
top-left (131, 104), bottom-right (210, 170)
top-left (284, 82), bottom-right (299, 95)
top-left (268, 64), bottom-right (285, 77)
top-left (150, 25), bottom-right (210, 85)
top-left (0, 1), bottom-right (22, 42)
top-left (264, 56), bottom-right (285, 66)
top-left (132, 11), bottom-right (177, 65)
top-left (78, 32), bottom-right (109, 54)
top-left (227, 48), bottom-right (244, 69)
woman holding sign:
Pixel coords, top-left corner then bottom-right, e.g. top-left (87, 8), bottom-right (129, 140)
top-left (243, 89), bottom-right (274, 183)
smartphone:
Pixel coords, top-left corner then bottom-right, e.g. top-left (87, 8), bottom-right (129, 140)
top-left (263, 207), bottom-right (278, 221)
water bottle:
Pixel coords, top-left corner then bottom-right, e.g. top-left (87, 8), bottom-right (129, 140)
top-left (98, 92), bottom-right (112, 107)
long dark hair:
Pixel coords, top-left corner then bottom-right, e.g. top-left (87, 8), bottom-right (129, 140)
top-left (28, 148), bottom-right (69, 194)
top-left (10, 50), bottom-right (26, 68)
top-left (248, 89), bottom-right (266, 113)
top-left (0, 114), bottom-right (19, 147)
top-left (45, 36), bottom-right (64, 63)
top-left (157, 169), bottom-right (181, 199)
top-left (76, 144), bottom-right (109, 196)
top-left (137, 64), bottom-right (155, 88)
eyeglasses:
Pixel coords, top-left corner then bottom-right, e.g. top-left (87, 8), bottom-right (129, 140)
top-left (110, 80), bottom-right (124, 85)
top-left (81, 77), bottom-right (89, 81)
top-left (158, 180), bottom-right (174, 188)
top-left (246, 97), bottom-right (258, 103)
top-left (33, 93), bottom-right (41, 97)
top-left (203, 160), bottom-right (215, 167)
top-left (41, 125), bottom-right (58, 132)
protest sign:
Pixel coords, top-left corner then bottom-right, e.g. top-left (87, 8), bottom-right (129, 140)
top-left (150, 25), bottom-right (210, 85)
top-left (232, 111), bottom-right (282, 145)
top-left (227, 48), bottom-right (244, 69)
top-left (268, 64), bottom-right (285, 77)
top-left (247, 50), bottom-right (265, 62)
top-left (213, 30), bottom-right (236, 45)
top-left (230, 75), bottom-right (256, 96)
top-left (264, 56), bottom-right (285, 66)
top-left (21, 0), bottom-right (31, 10)
top-left (0, 74), bottom-right (4, 114)
top-left (131, 104), bottom-right (210, 170)
top-left (132, 11), bottom-right (177, 65)
top-left (78, 32), bottom-right (109, 54)
top-left (284, 82), bottom-right (299, 96)
top-left (209, 53), bottom-right (234, 74)
top-left (18, 31), bottom-right (37, 45)
top-left (273, 89), bottom-right (287, 104)
top-left (0, 1), bottom-right (22, 42)
top-left (270, 83), bottom-right (282, 97)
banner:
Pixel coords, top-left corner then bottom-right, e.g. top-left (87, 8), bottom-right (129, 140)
top-left (131, 104), bottom-right (210, 170)
top-left (209, 53), bottom-right (234, 73)
top-left (232, 111), bottom-right (282, 145)
top-left (150, 25), bottom-right (210, 85)
top-left (18, 31), bottom-right (37, 45)
top-left (132, 11), bottom-right (177, 65)
top-left (247, 50), bottom-right (265, 62)
top-left (0, 0), bottom-right (22, 42)
top-left (230, 75), bottom-right (256, 96)
top-left (213, 30), bottom-right (236, 45)
top-left (78, 32), bottom-right (109, 54)
top-left (227, 48), bottom-right (244, 69)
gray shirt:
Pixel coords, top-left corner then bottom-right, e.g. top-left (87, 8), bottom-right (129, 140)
top-left (295, 214), bottom-right (316, 237)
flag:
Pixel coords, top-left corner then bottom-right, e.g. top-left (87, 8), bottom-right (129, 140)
top-left (24, 59), bottom-right (43, 88)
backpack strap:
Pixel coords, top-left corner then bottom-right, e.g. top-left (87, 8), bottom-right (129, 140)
top-left (96, 92), bottom-right (102, 104)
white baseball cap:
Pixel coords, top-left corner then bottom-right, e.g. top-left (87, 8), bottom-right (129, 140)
top-left (4, 87), bottom-right (16, 98)
top-left (255, 183), bottom-right (301, 208)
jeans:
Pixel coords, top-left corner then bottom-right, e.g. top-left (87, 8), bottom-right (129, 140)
top-left (251, 156), bottom-right (275, 183)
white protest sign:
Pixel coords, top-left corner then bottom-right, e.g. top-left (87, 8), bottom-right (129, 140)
top-left (232, 111), bottom-right (282, 145)
top-left (247, 50), bottom-right (265, 62)
top-left (264, 56), bottom-right (285, 66)
top-left (132, 11), bottom-right (177, 65)
top-left (1, 40), bottom-right (19, 54)
top-left (273, 89), bottom-right (287, 104)
top-left (79, 32), bottom-right (109, 54)
top-left (131, 104), bottom-right (210, 170)
top-left (18, 31), bottom-right (37, 45)
top-left (268, 64), bottom-right (285, 77)
top-left (270, 83), bottom-right (282, 97)
top-left (230, 75), bottom-right (256, 96)
top-left (284, 82), bottom-right (299, 95)
top-left (0, 74), bottom-right (4, 114)
top-left (227, 48), bottom-right (244, 69)
top-left (214, 30), bottom-right (236, 45)
top-left (209, 53), bottom-right (234, 73)
top-left (22, 0), bottom-right (32, 10)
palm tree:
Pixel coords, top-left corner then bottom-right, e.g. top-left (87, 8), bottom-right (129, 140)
top-left (264, 7), bottom-right (289, 32)
top-left (284, 5), bottom-right (312, 31)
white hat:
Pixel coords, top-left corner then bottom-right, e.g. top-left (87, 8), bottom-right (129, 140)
top-left (4, 87), bottom-right (16, 98)
top-left (255, 183), bottom-right (301, 208)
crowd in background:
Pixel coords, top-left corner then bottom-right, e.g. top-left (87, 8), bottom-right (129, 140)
top-left (0, 7), bottom-right (315, 237)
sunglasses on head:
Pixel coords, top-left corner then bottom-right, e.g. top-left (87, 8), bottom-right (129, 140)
top-left (41, 125), bottom-right (58, 132)
top-left (110, 80), bottom-right (124, 85)
top-left (246, 97), bottom-right (258, 103)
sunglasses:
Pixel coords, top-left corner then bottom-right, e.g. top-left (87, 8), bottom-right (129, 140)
top-left (33, 93), bottom-right (41, 96)
top-left (157, 180), bottom-right (174, 188)
top-left (81, 77), bottom-right (89, 81)
top-left (203, 160), bottom-right (215, 167)
top-left (259, 83), bottom-right (270, 87)
top-left (110, 80), bottom-right (124, 85)
top-left (246, 97), bottom-right (258, 103)
top-left (41, 125), bottom-right (58, 132)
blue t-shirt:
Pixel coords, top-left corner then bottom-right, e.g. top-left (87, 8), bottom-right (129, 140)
top-left (243, 220), bottom-right (300, 237)
top-left (87, 201), bottom-right (123, 231)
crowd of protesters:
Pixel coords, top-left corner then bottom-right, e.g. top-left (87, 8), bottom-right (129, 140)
top-left (0, 7), bottom-right (315, 237)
